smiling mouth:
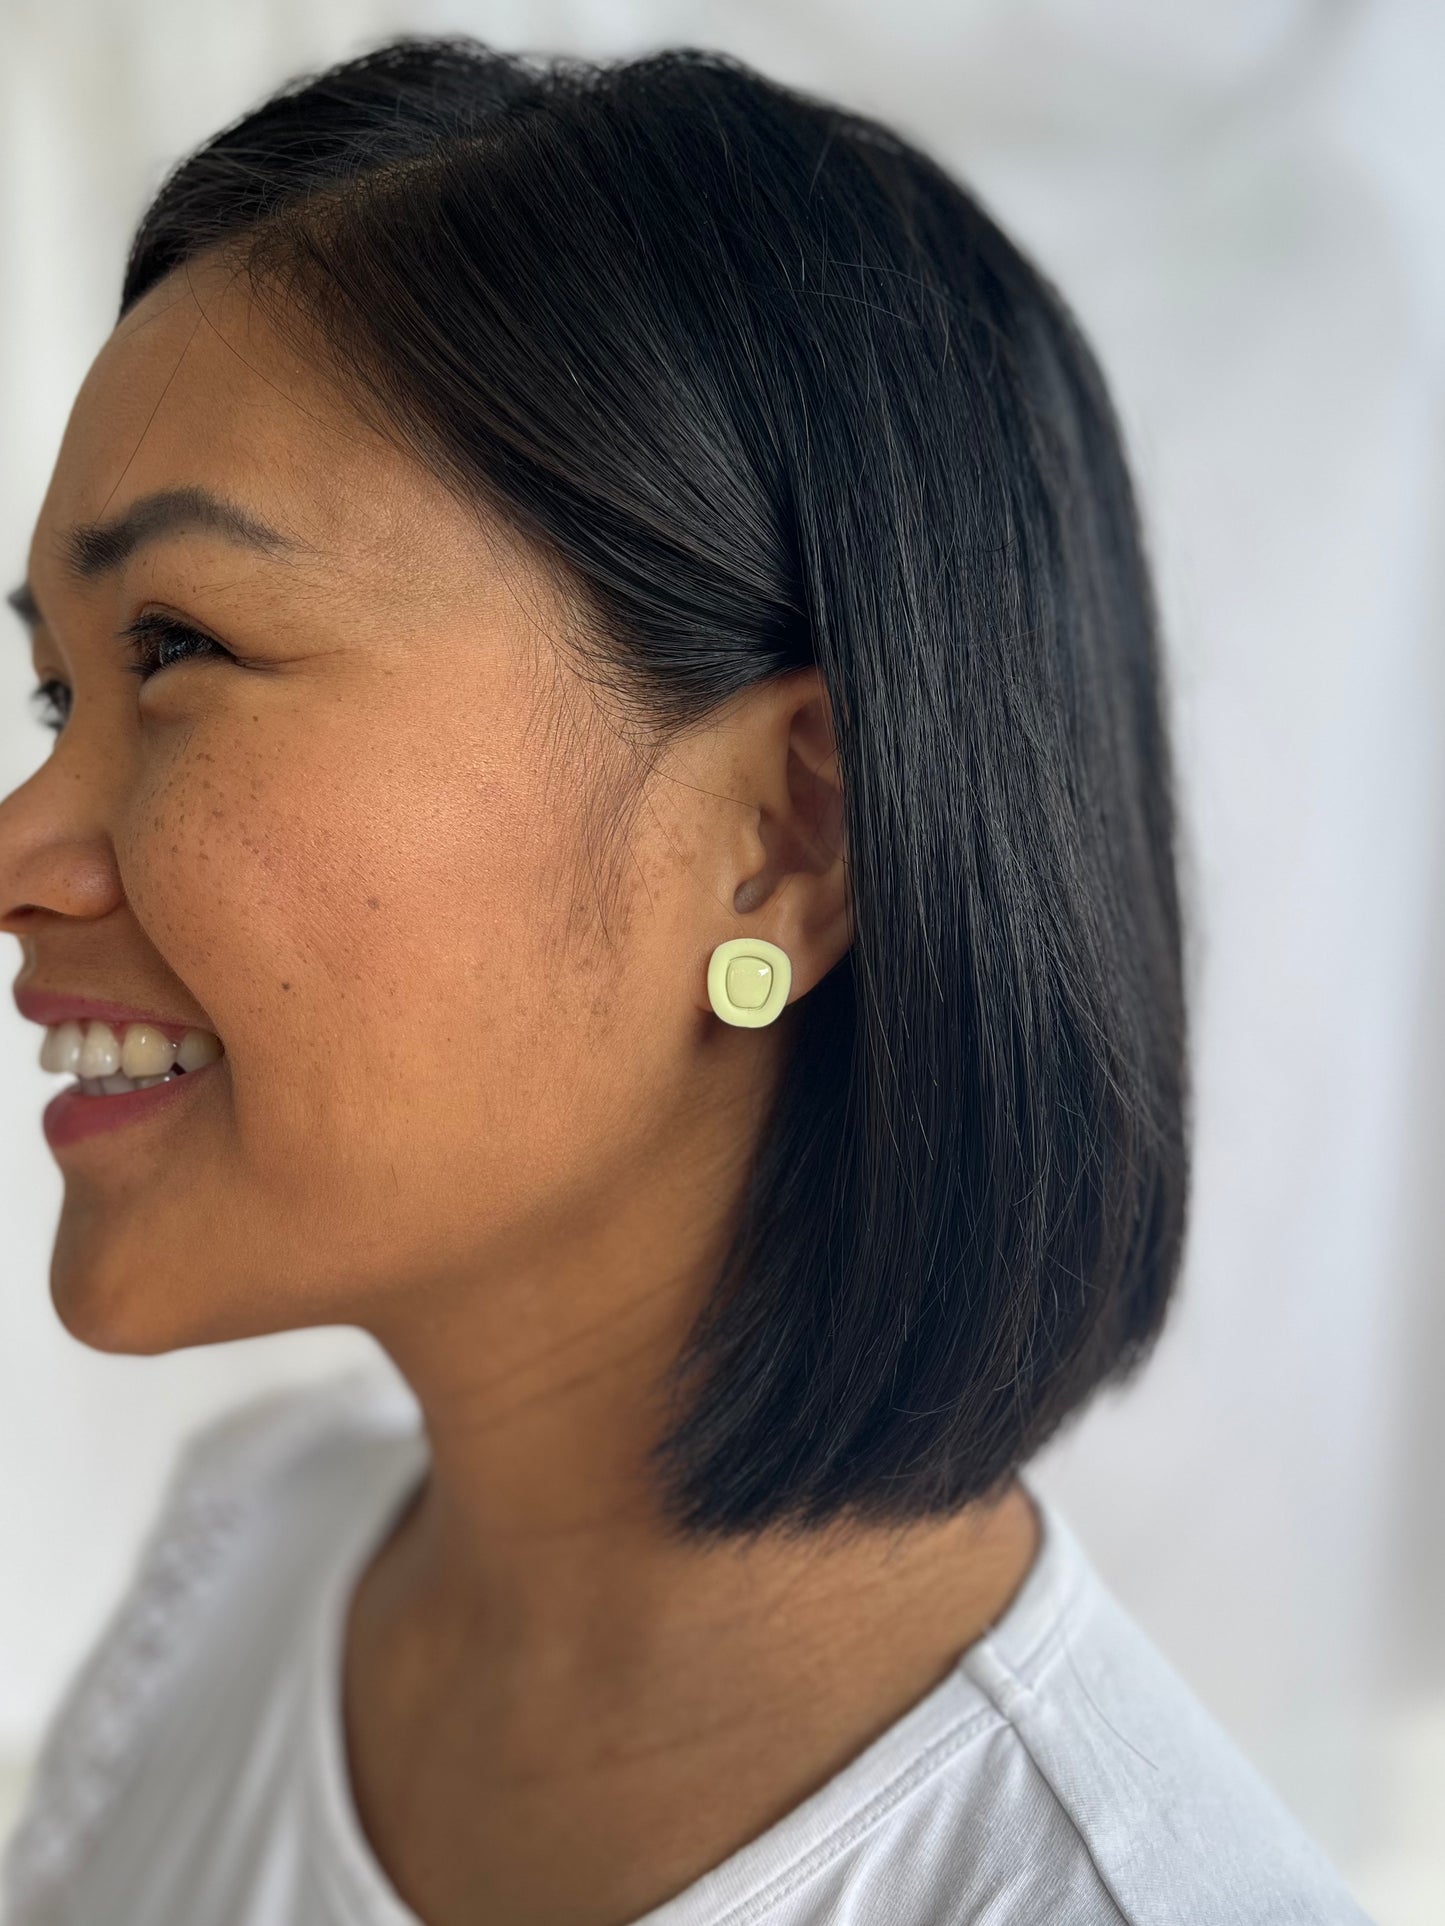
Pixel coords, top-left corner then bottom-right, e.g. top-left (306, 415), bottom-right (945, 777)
top-left (39, 1018), bottom-right (225, 1095)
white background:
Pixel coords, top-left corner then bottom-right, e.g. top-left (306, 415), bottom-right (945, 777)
top-left (1, 2), bottom-right (1442, 1919)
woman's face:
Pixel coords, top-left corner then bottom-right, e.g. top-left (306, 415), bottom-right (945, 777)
top-left (1, 258), bottom-right (808, 1355)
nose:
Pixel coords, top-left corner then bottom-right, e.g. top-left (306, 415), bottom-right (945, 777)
top-left (0, 749), bottom-right (124, 943)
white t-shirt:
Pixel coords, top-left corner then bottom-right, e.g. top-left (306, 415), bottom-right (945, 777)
top-left (1, 1364), bottom-right (1374, 1926)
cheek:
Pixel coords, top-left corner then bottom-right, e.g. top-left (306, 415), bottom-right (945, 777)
top-left (124, 709), bottom-right (645, 1268)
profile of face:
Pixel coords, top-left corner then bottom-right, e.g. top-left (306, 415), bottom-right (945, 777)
top-left (1, 256), bottom-right (848, 1364)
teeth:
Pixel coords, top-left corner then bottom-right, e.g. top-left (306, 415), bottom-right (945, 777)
top-left (78, 1024), bottom-right (120, 1079)
top-left (39, 1019), bottom-right (224, 1085)
top-left (76, 1073), bottom-right (175, 1096)
top-left (122, 1024), bottom-right (178, 1078)
top-left (39, 1022), bottom-right (85, 1076)
top-left (175, 1029), bottom-right (224, 1071)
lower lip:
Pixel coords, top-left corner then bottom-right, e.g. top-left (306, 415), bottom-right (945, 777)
top-left (42, 1059), bottom-right (223, 1150)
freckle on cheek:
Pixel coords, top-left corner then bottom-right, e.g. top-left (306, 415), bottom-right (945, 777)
top-left (366, 897), bottom-right (380, 910)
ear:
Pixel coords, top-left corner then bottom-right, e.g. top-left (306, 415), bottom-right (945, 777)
top-left (686, 666), bottom-right (851, 1010)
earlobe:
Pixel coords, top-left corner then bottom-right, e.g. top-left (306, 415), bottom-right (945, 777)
top-left (707, 937), bottom-right (792, 1028)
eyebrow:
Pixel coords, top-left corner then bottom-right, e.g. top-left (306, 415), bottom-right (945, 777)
top-left (7, 484), bottom-right (304, 633)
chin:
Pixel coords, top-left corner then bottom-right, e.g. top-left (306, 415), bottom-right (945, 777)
top-left (52, 1287), bottom-right (177, 1356)
top-left (48, 1213), bottom-right (276, 1356)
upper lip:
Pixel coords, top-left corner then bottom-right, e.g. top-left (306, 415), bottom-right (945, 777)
top-left (12, 985), bottom-right (220, 1043)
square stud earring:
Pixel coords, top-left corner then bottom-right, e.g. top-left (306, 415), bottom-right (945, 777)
top-left (707, 937), bottom-right (792, 1028)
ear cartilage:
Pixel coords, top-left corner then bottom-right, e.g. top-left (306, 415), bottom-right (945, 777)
top-left (707, 937), bottom-right (792, 1028)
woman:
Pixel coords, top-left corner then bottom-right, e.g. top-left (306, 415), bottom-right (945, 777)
top-left (0, 34), bottom-right (1371, 1926)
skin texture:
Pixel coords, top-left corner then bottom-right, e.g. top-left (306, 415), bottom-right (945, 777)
top-left (0, 255), bottom-right (1041, 1926)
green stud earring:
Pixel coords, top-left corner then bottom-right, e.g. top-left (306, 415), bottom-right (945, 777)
top-left (707, 937), bottom-right (792, 1028)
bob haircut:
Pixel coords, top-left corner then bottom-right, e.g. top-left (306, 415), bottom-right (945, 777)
top-left (121, 35), bottom-right (1192, 1542)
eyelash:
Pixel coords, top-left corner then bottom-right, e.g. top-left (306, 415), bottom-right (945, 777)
top-left (29, 612), bottom-right (232, 734)
top-left (118, 610), bottom-right (230, 682)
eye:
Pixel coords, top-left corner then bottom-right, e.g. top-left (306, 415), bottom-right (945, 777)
top-left (118, 610), bottom-right (232, 683)
top-left (27, 611), bottom-right (235, 734)
top-left (29, 680), bottom-right (70, 735)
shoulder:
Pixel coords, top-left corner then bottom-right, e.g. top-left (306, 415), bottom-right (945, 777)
top-left (942, 1490), bottom-right (1376, 1925)
top-left (0, 1361), bottom-right (423, 1922)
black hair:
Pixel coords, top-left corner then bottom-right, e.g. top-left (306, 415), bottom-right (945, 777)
top-left (122, 34), bottom-right (1193, 1542)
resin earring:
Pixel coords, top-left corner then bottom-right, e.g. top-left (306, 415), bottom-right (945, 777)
top-left (707, 937), bottom-right (792, 1028)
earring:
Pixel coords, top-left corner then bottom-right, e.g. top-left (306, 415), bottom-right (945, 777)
top-left (707, 937), bottom-right (792, 1028)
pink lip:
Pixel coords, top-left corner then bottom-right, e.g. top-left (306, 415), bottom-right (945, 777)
top-left (42, 1057), bottom-right (222, 1150)
top-left (13, 985), bottom-right (217, 1047)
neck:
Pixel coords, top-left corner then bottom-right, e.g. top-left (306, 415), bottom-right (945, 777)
top-left (356, 1147), bottom-right (1041, 1733)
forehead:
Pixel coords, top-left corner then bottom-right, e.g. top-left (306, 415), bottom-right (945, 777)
top-left (31, 255), bottom-right (515, 601)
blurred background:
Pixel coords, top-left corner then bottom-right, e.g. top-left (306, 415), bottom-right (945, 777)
top-left (1, 0), bottom-right (1441, 1918)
